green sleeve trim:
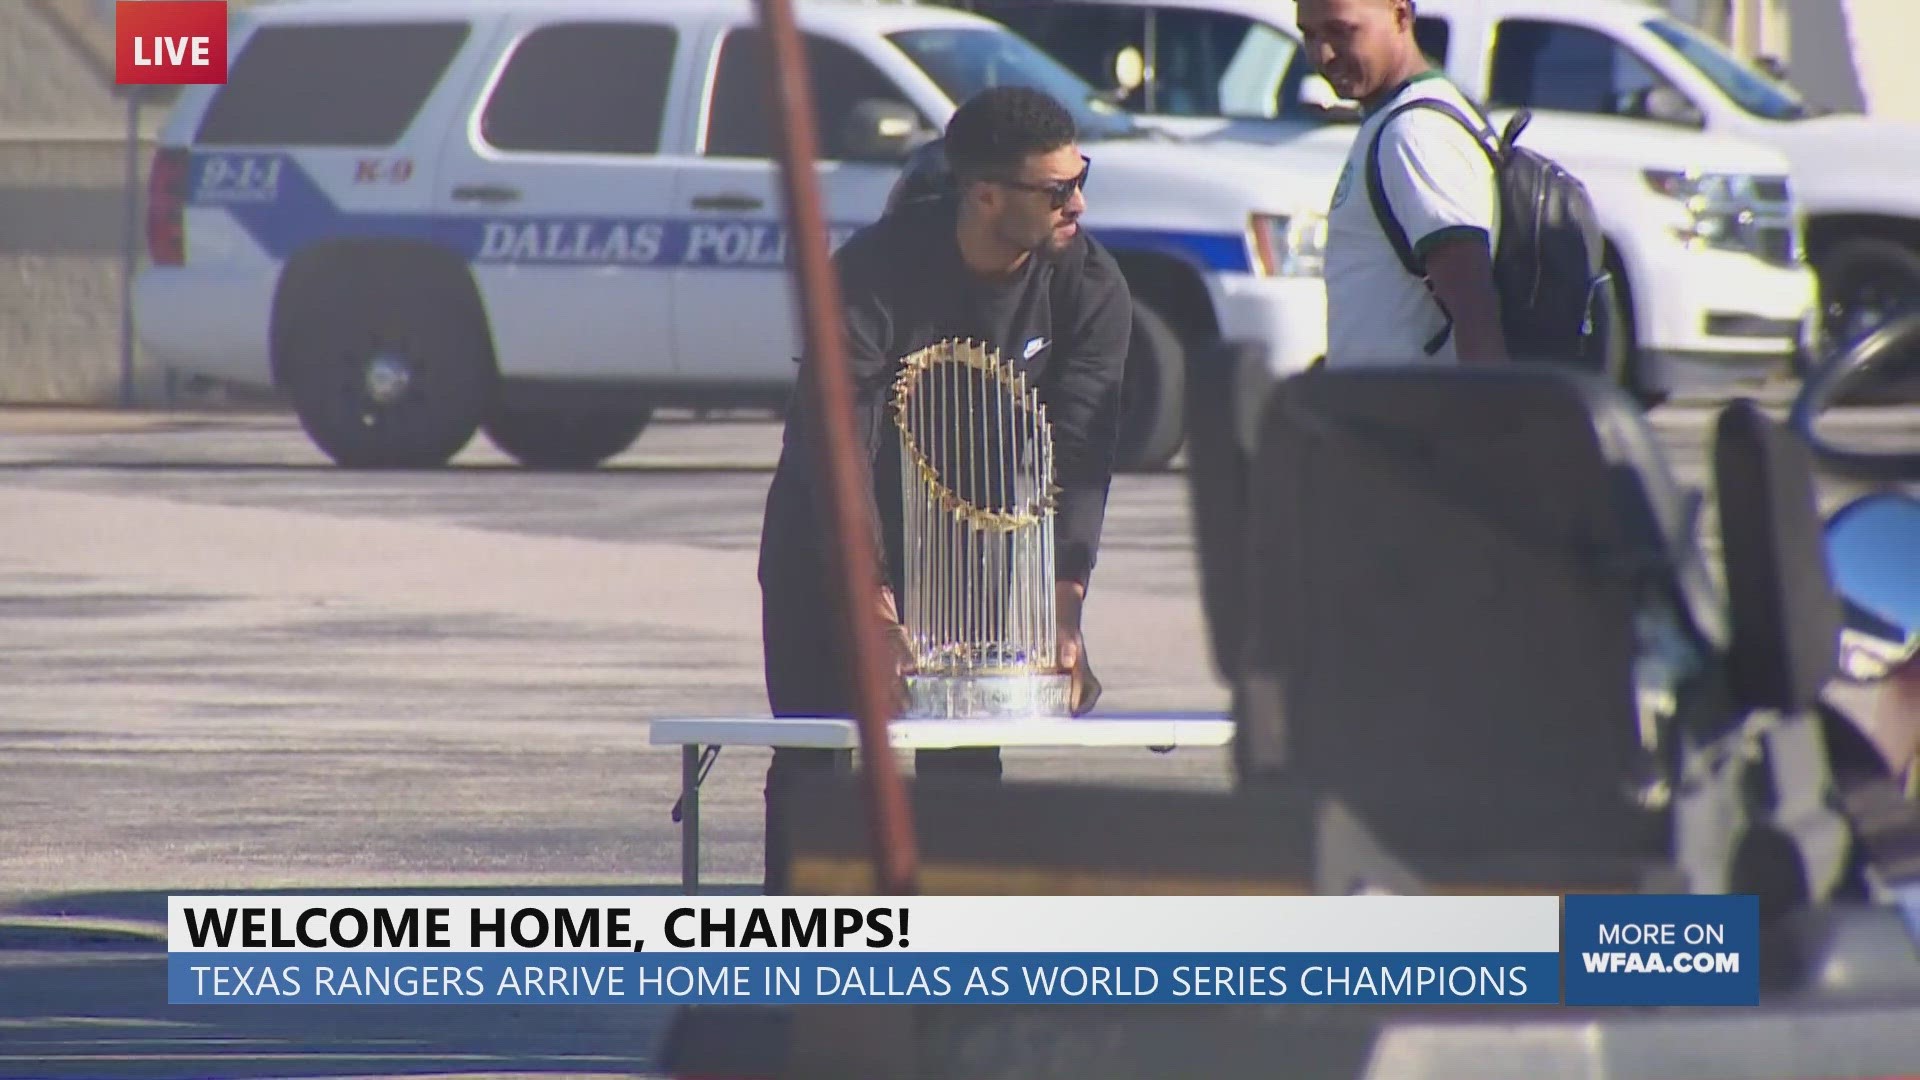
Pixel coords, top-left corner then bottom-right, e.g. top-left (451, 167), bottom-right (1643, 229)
top-left (1413, 224), bottom-right (1490, 266)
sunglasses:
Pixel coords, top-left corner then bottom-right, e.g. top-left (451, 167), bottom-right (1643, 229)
top-left (996, 155), bottom-right (1091, 210)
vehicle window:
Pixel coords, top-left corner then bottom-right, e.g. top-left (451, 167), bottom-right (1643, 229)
top-left (886, 26), bottom-right (1138, 141)
top-left (1151, 8), bottom-right (1299, 119)
top-left (1642, 16), bottom-right (1812, 120)
top-left (971, 1), bottom-right (1148, 107)
top-left (1414, 16), bottom-right (1450, 65)
top-left (481, 22), bottom-right (676, 155)
top-left (705, 30), bottom-right (922, 159)
top-left (1488, 19), bottom-right (1677, 117)
top-left (195, 21), bottom-right (470, 146)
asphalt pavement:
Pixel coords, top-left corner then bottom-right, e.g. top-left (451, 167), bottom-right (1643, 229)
top-left (0, 391), bottom-right (1911, 1078)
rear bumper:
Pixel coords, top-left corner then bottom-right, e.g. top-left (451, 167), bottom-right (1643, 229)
top-left (133, 267), bottom-right (278, 388)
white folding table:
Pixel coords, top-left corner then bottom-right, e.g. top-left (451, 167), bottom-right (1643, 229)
top-left (649, 712), bottom-right (1236, 893)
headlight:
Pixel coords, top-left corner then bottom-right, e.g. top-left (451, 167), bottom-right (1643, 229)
top-left (1643, 169), bottom-right (1781, 204)
top-left (1642, 169), bottom-right (1799, 264)
top-left (1249, 211), bottom-right (1326, 277)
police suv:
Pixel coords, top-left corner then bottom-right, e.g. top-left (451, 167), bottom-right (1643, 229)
top-left (134, 0), bottom-right (1341, 471)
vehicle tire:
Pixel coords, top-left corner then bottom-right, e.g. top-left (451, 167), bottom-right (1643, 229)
top-left (1115, 300), bottom-right (1187, 472)
top-left (1817, 238), bottom-right (1920, 348)
top-left (1182, 338), bottom-right (1257, 684)
top-left (1605, 268), bottom-right (1667, 410)
top-left (280, 263), bottom-right (495, 469)
top-left (483, 407), bottom-right (652, 470)
top-left (1622, 328), bottom-right (1669, 412)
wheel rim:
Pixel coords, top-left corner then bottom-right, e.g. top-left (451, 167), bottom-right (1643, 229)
top-left (362, 351), bottom-right (413, 407)
top-left (297, 330), bottom-right (457, 462)
top-left (327, 336), bottom-right (434, 437)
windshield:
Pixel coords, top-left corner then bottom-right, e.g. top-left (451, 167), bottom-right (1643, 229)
top-left (1642, 16), bottom-right (1814, 120)
top-left (886, 26), bottom-right (1141, 141)
top-left (1216, 22), bottom-right (1299, 117)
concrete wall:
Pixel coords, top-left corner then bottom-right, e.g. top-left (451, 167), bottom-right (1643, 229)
top-left (0, 1), bottom-right (170, 406)
top-left (1670, 0), bottom-right (1919, 121)
top-left (0, 131), bottom-right (158, 406)
top-left (1839, 0), bottom-right (1920, 122)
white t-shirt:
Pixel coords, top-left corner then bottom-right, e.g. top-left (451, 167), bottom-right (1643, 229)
top-left (1323, 71), bottom-right (1499, 368)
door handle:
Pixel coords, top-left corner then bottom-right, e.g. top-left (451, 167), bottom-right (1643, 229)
top-left (451, 184), bottom-right (522, 204)
top-left (690, 192), bottom-right (764, 211)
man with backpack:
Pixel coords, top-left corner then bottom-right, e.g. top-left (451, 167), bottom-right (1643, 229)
top-left (1300, 0), bottom-right (1612, 370)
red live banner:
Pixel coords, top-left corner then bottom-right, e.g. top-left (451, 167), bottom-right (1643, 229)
top-left (116, 1), bottom-right (228, 85)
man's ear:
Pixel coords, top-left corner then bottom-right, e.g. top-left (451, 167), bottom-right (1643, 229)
top-left (961, 177), bottom-right (998, 213)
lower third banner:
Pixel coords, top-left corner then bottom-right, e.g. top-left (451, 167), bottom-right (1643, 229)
top-left (163, 893), bottom-right (1768, 1007)
top-left (168, 952), bottom-right (1557, 1005)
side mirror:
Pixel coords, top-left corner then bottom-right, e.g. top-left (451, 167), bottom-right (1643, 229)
top-left (839, 99), bottom-right (931, 163)
top-left (1297, 74), bottom-right (1361, 120)
top-left (1824, 492), bottom-right (1920, 682)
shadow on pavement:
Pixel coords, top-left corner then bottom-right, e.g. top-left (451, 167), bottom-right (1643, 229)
top-left (0, 885), bottom-right (755, 1080)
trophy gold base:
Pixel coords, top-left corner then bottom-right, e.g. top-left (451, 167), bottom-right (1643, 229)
top-left (902, 672), bottom-right (1074, 720)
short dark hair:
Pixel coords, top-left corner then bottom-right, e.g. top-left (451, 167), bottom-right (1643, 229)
top-left (943, 86), bottom-right (1076, 182)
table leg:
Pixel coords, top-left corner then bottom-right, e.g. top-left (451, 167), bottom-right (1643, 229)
top-left (681, 744), bottom-right (700, 895)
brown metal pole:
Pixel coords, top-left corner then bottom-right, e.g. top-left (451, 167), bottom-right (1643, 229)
top-left (752, 0), bottom-right (920, 896)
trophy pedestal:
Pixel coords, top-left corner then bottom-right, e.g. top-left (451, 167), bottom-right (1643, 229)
top-left (903, 672), bottom-right (1074, 720)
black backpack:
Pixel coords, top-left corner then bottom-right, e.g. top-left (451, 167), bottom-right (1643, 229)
top-left (1365, 99), bottom-right (1614, 370)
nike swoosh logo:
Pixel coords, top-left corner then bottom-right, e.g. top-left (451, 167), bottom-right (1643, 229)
top-left (1024, 336), bottom-right (1048, 359)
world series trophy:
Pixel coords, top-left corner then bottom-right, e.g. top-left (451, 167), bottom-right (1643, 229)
top-left (890, 337), bottom-right (1075, 719)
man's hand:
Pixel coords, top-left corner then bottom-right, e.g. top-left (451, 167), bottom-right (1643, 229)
top-left (1056, 580), bottom-right (1101, 716)
top-left (871, 586), bottom-right (916, 714)
top-left (875, 586), bottom-right (917, 679)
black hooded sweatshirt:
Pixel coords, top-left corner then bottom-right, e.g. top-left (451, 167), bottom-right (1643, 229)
top-left (756, 195), bottom-right (1133, 610)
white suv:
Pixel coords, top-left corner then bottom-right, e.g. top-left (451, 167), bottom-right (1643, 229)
top-left (1443, 1), bottom-right (1920, 360)
top-left (959, 0), bottom-right (1824, 401)
top-left (134, 0), bottom-right (1344, 471)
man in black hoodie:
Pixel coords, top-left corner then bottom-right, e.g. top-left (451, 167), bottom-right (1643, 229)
top-left (755, 86), bottom-right (1133, 892)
